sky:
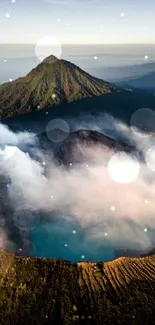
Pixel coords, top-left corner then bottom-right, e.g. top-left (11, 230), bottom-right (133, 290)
top-left (0, 0), bottom-right (155, 45)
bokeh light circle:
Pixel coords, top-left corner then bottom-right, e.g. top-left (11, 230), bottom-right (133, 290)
top-left (35, 36), bottom-right (62, 62)
top-left (130, 108), bottom-right (155, 137)
top-left (46, 119), bottom-right (70, 143)
top-left (108, 152), bottom-right (140, 184)
top-left (13, 204), bottom-right (40, 231)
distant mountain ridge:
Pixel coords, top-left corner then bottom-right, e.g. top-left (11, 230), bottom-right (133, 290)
top-left (88, 61), bottom-right (155, 82)
top-left (117, 70), bottom-right (155, 93)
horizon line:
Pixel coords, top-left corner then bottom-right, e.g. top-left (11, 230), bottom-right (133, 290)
top-left (0, 43), bottom-right (155, 46)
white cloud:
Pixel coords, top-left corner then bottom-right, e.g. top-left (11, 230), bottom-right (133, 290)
top-left (1, 117), bottom-right (155, 251)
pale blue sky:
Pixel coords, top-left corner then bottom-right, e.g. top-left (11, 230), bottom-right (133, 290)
top-left (0, 0), bottom-right (155, 44)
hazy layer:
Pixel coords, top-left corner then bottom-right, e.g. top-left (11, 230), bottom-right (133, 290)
top-left (0, 113), bottom-right (155, 261)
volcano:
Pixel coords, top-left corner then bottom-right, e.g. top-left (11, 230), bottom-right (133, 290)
top-left (0, 55), bottom-right (118, 120)
top-left (1, 55), bottom-right (155, 129)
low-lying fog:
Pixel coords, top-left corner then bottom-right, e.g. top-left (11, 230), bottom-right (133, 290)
top-left (1, 111), bottom-right (155, 262)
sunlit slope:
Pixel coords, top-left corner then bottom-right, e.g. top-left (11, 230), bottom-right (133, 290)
top-left (0, 55), bottom-right (116, 120)
top-left (0, 248), bottom-right (155, 324)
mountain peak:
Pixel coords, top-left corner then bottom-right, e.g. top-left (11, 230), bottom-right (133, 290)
top-left (42, 55), bottom-right (59, 64)
top-left (0, 55), bottom-right (118, 120)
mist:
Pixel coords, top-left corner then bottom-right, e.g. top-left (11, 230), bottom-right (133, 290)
top-left (0, 113), bottom-right (155, 260)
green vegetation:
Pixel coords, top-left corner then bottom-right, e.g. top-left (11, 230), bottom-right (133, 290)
top-left (73, 304), bottom-right (78, 311)
top-left (0, 56), bottom-right (114, 120)
top-left (93, 271), bottom-right (102, 277)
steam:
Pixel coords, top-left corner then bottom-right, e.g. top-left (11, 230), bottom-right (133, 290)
top-left (0, 114), bottom-right (155, 254)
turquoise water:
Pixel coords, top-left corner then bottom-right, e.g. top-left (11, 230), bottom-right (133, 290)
top-left (30, 217), bottom-right (115, 263)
